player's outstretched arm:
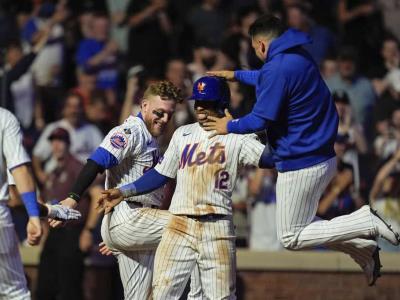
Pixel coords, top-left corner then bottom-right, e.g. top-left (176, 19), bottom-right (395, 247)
top-left (96, 169), bottom-right (171, 214)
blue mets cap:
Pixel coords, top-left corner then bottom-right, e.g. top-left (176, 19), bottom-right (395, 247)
top-left (188, 76), bottom-right (230, 112)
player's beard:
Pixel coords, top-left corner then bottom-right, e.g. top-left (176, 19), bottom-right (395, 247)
top-left (146, 119), bottom-right (165, 137)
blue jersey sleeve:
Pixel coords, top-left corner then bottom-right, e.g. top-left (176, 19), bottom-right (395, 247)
top-left (119, 169), bottom-right (170, 197)
top-left (234, 70), bottom-right (259, 86)
top-left (227, 112), bottom-right (267, 134)
top-left (89, 147), bottom-right (119, 169)
top-left (252, 66), bottom-right (287, 121)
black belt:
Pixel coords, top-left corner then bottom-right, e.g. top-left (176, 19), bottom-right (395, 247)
top-left (186, 214), bottom-right (227, 221)
top-left (129, 201), bottom-right (159, 209)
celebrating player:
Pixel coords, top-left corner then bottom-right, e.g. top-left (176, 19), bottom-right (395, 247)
top-left (0, 108), bottom-right (81, 299)
top-left (51, 81), bottom-right (202, 299)
top-left (205, 14), bottom-right (400, 286)
top-left (100, 76), bottom-right (274, 299)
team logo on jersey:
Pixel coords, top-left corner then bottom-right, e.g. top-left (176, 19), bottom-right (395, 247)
top-left (110, 132), bottom-right (127, 149)
top-left (197, 82), bottom-right (206, 94)
top-left (179, 142), bottom-right (226, 169)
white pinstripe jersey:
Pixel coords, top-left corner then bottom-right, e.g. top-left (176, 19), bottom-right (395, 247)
top-left (155, 122), bottom-right (264, 216)
top-left (0, 108), bottom-right (30, 203)
top-left (100, 116), bottom-right (163, 207)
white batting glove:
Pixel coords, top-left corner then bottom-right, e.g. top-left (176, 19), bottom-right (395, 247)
top-left (46, 204), bottom-right (82, 221)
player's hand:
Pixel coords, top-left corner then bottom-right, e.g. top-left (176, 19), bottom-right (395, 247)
top-left (48, 197), bottom-right (77, 228)
top-left (206, 70), bottom-right (235, 81)
top-left (79, 228), bottom-right (94, 253)
top-left (46, 204), bottom-right (81, 221)
top-left (99, 241), bottom-right (113, 256)
top-left (27, 217), bottom-right (43, 246)
top-left (203, 109), bottom-right (233, 138)
top-left (96, 189), bottom-right (124, 214)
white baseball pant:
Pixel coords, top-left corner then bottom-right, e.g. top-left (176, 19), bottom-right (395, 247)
top-left (276, 157), bottom-right (378, 263)
top-left (101, 204), bottom-right (202, 299)
top-left (152, 214), bottom-right (236, 300)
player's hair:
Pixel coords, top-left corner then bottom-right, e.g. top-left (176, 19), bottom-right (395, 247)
top-left (248, 14), bottom-right (286, 40)
top-left (144, 81), bottom-right (183, 103)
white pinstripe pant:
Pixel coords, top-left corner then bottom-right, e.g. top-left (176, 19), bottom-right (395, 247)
top-left (101, 205), bottom-right (202, 300)
top-left (152, 215), bottom-right (236, 300)
top-left (0, 204), bottom-right (30, 300)
top-left (276, 157), bottom-right (377, 267)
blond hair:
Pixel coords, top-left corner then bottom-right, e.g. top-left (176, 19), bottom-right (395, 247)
top-left (143, 81), bottom-right (183, 103)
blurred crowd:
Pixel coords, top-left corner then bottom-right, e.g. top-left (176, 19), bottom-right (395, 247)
top-left (2, 0), bottom-right (400, 298)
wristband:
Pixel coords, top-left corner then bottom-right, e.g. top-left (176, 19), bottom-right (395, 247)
top-left (68, 192), bottom-right (81, 202)
top-left (119, 183), bottom-right (137, 198)
top-left (21, 191), bottom-right (40, 217)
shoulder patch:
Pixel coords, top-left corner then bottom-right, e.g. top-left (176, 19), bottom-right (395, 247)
top-left (110, 132), bottom-right (128, 149)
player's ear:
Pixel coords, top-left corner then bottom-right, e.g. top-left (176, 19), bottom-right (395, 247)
top-left (141, 98), bottom-right (149, 113)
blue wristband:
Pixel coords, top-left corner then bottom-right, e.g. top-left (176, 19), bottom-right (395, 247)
top-left (21, 191), bottom-right (40, 217)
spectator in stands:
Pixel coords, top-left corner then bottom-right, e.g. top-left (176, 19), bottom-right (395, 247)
top-left (35, 127), bottom-right (92, 300)
top-left (72, 69), bottom-right (97, 112)
top-left (377, 0), bottom-right (400, 41)
top-left (32, 92), bottom-right (103, 185)
top-left (0, 26), bottom-right (50, 115)
top-left (375, 107), bottom-right (400, 160)
top-left (76, 13), bottom-right (118, 107)
top-left (86, 90), bottom-right (113, 135)
top-left (370, 148), bottom-right (400, 252)
top-left (22, 1), bottom-right (68, 88)
top-left (248, 168), bottom-right (282, 251)
top-left (220, 6), bottom-right (261, 70)
top-left (187, 0), bottom-right (227, 49)
top-left (326, 47), bottom-right (376, 142)
top-left (320, 56), bottom-right (338, 80)
top-left (165, 58), bottom-right (192, 98)
top-left (106, 0), bottom-right (132, 54)
top-left (337, 0), bottom-right (384, 74)
top-left (126, 0), bottom-right (172, 77)
top-left (286, 3), bottom-right (336, 65)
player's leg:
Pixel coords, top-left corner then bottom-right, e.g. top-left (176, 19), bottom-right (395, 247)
top-left (102, 205), bottom-right (171, 251)
top-left (115, 249), bottom-right (156, 300)
top-left (276, 157), bottom-right (398, 249)
top-left (0, 222), bottom-right (30, 300)
top-left (197, 217), bottom-right (236, 300)
top-left (187, 264), bottom-right (203, 300)
top-left (152, 215), bottom-right (198, 300)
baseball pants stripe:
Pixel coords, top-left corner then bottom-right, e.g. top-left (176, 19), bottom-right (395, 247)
top-left (152, 215), bottom-right (236, 300)
top-left (276, 157), bottom-right (375, 250)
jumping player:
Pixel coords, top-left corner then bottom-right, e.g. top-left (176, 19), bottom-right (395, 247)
top-left (0, 108), bottom-right (81, 299)
top-left (99, 76), bottom-right (274, 299)
top-left (205, 14), bottom-right (400, 286)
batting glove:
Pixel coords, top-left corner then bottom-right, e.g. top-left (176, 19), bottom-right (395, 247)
top-left (46, 204), bottom-right (82, 221)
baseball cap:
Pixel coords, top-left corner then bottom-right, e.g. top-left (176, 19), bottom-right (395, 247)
top-left (48, 127), bottom-right (70, 144)
top-left (189, 76), bottom-right (229, 102)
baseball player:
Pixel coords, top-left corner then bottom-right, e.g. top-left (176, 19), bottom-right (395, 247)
top-left (51, 81), bottom-right (202, 299)
top-left (205, 14), bottom-right (400, 286)
top-left (0, 108), bottom-right (81, 300)
top-left (100, 76), bottom-right (275, 299)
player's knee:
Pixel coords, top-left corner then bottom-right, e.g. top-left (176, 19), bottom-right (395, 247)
top-left (278, 233), bottom-right (298, 250)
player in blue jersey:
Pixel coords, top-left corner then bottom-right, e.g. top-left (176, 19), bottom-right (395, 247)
top-left (205, 14), bottom-right (400, 286)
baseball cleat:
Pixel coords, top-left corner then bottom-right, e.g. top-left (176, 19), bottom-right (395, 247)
top-left (364, 246), bottom-right (381, 286)
top-left (370, 208), bottom-right (400, 246)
